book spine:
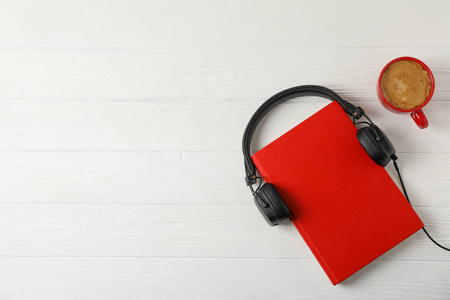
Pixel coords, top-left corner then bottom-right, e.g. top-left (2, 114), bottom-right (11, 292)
top-left (292, 221), bottom-right (339, 285)
top-left (252, 153), bottom-right (340, 285)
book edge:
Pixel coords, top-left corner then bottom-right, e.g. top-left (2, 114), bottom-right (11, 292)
top-left (253, 152), bottom-right (339, 285)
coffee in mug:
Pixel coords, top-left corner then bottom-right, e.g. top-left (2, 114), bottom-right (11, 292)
top-left (380, 60), bottom-right (431, 110)
top-left (377, 57), bottom-right (435, 129)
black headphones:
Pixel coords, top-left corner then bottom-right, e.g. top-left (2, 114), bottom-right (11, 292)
top-left (242, 85), bottom-right (450, 251)
top-left (242, 85), bottom-right (396, 226)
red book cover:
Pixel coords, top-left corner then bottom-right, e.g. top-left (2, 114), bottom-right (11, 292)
top-left (252, 101), bottom-right (424, 285)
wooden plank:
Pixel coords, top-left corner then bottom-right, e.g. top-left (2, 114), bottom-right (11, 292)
top-left (0, 0), bottom-right (449, 49)
top-left (0, 257), bottom-right (448, 299)
top-left (0, 48), bottom-right (449, 101)
top-left (0, 99), bottom-right (449, 152)
top-left (0, 204), bottom-right (447, 261)
top-left (0, 151), bottom-right (249, 204)
top-left (0, 151), bottom-right (449, 207)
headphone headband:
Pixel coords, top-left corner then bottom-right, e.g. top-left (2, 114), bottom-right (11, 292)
top-left (242, 85), bottom-right (363, 182)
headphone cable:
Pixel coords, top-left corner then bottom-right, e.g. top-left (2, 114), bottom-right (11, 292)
top-left (392, 156), bottom-right (450, 252)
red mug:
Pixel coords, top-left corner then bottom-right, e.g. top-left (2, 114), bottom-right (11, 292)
top-left (377, 57), bottom-right (435, 129)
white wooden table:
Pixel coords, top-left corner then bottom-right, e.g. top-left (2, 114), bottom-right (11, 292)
top-left (0, 1), bottom-right (449, 299)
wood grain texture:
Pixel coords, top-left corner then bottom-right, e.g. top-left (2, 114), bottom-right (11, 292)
top-left (0, 48), bottom-right (449, 101)
top-left (0, 100), bottom-right (450, 152)
top-left (0, 151), bottom-right (449, 206)
top-left (0, 204), bottom-right (447, 261)
top-left (0, 0), bottom-right (449, 49)
top-left (0, 258), bottom-right (448, 300)
top-left (1, 0), bottom-right (450, 298)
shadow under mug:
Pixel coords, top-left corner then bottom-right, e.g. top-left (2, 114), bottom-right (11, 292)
top-left (377, 57), bottom-right (435, 129)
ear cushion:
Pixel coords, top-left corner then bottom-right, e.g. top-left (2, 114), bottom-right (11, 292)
top-left (254, 183), bottom-right (291, 226)
top-left (356, 125), bottom-right (396, 167)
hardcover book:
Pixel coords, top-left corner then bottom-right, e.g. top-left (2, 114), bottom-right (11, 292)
top-left (251, 101), bottom-right (423, 285)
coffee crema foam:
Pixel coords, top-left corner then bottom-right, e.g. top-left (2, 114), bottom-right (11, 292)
top-left (381, 60), bottom-right (431, 110)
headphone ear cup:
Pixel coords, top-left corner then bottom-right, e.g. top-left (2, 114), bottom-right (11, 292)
top-left (254, 183), bottom-right (291, 226)
top-left (356, 125), bottom-right (396, 167)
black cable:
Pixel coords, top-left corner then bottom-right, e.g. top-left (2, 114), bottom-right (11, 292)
top-left (248, 176), bottom-right (271, 209)
top-left (392, 157), bottom-right (450, 252)
top-left (248, 176), bottom-right (262, 195)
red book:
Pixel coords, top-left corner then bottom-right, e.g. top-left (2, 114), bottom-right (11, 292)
top-left (252, 101), bottom-right (423, 285)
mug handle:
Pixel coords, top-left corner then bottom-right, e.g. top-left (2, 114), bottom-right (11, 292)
top-left (411, 109), bottom-right (429, 129)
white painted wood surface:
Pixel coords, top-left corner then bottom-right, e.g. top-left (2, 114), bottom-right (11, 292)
top-left (0, 0), bottom-right (449, 298)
